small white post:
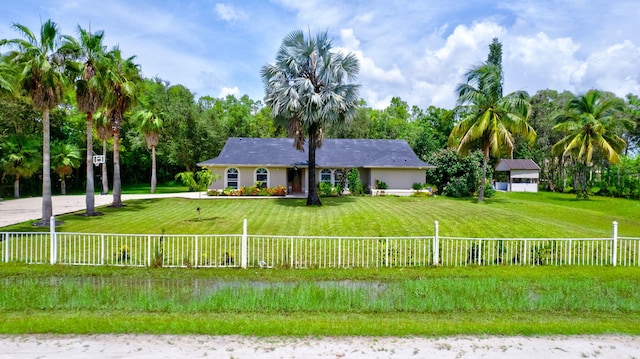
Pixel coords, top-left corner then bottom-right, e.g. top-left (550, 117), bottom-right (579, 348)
top-left (49, 216), bottom-right (57, 265)
top-left (612, 221), bottom-right (618, 267)
top-left (241, 218), bottom-right (248, 269)
top-left (433, 221), bottom-right (439, 266)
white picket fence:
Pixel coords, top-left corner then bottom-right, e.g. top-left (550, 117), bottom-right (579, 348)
top-left (1, 219), bottom-right (638, 268)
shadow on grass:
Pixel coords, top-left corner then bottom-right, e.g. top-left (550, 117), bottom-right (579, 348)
top-left (274, 196), bottom-right (356, 207)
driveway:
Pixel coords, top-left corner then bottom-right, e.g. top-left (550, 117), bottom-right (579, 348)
top-left (0, 192), bottom-right (204, 228)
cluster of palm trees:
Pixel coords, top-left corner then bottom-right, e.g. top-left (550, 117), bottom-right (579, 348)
top-left (449, 39), bottom-right (629, 201)
top-left (0, 19), bottom-right (162, 224)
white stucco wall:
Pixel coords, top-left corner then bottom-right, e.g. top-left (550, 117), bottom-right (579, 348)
top-left (206, 166), bottom-right (288, 190)
top-left (369, 168), bottom-right (425, 190)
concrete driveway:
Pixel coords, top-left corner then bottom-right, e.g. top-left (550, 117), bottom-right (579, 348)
top-left (0, 192), bottom-right (204, 228)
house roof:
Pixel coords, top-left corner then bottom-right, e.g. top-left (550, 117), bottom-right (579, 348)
top-left (197, 137), bottom-right (435, 169)
top-left (495, 159), bottom-right (541, 171)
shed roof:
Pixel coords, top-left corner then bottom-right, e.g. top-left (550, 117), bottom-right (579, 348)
top-left (495, 159), bottom-right (541, 171)
top-left (197, 138), bottom-right (434, 169)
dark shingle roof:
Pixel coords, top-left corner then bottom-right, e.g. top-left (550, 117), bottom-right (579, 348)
top-left (198, 138), bottom-right (434, 168)
top-left (495, 159), bottom-right (541, 171)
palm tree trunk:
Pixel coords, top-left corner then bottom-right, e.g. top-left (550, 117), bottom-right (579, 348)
top-left (306, 124), bottom-right (322, 206)
top-left (42, 108), bottom-right (52, 224)
top-left (151, 145), bottom-right (157, 194)
top-left (61, 175), bottom-right (66, 195)
top-left (101, 139), bottom-right (109, 194)
top-left (86, 112), bottom-right (95, 215)
top-left (478, 144), bottom-right (489, 202)
top-left (111, 129), bottom-right (122, 207)
top-left (13, 176), bottom-right (20, 198)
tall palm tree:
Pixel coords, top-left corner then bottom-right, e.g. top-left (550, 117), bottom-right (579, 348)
top-left (51, 142), bottom-right (82, 195)
top-left (1, 19), bottom-right (70, 224)
top-left (1, 134), bottom-right (41, 198)
top-left (103, 47), bottom-right (140, 207)
top-left (132, 108), bottom-right (163, 193)
top-left (61, 26), bottom-right (106, 214)
top-left (552, 90), bottom-right (628, 198)
top-left (261, 30), bottom-right (360, 206)
top-left (94, 111), bottom-right (112, 194)
top-left (449, 63), bottom-right (535, 201)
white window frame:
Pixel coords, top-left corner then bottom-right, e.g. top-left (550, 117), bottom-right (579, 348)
top-left (255, 167), bottom-right (269, 188)
top-left (320, 169), bottom-right (333, 184)
top-left (225, 167), bottom-right (240, 189)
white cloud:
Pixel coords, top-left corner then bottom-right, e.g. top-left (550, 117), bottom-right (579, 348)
top-left (582, 40), bottom-right (640, 96)
top-left (218, 86), bottom-right (241, 98)
top-left (214, 3), bottom-right (248, 22)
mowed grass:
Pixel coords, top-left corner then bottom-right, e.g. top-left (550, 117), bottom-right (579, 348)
top-left (3, 191), bottom-right (640, 237)
top-left (1, 264), bottom-right (639, 335)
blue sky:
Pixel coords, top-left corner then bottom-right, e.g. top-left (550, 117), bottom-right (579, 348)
top-left (1, 0), bottom-right (639, 109)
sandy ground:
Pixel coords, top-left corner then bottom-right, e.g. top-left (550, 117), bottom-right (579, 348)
top-left (0, 334), bottom-right (639, 358)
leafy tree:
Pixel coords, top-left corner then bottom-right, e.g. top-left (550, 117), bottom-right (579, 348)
top-left (449, 39), bottom-right (535, 202)
top-left (51, 142), bottom-right (81, 194)
top-left (1, 134), bottom-right (41, 198)
top-left (552, 90), bottom-right (629, 198)
top-left (1, 20), bottom-right (71, 224)
top-left (103, 48), bottom-right (140, 207)
top-left (175, 169), bottom-right (219, 220)
top-left (261, 30), bottom-right (360, 206)
top-left (62, 26), bottom-right (107, 214)
top-left (132, 108), bottom-right (162, 193)
top-left (425, 148), bottom-right (483, 197)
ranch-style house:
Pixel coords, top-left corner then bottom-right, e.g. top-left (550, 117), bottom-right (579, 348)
top-left (198, 137), bottom-right (435, 195)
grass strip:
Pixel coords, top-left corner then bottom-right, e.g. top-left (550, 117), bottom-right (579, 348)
top-left (1, 311), bottom-right (639, 336)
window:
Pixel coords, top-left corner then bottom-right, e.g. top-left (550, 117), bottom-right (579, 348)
top-left (226, 168), bottom-right (239, 189)
top-left (333, 169), bottom-right (345, 187)
top-left (255, 168), bottom-right (269, 188)
top-left (320, 169), bottom-right (332, 184)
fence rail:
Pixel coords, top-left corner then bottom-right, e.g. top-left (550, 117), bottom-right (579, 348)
top-left (1, 219), bottom-right (638, 268)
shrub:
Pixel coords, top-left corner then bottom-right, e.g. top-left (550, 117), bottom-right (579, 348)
top-left (348, 169), bottom-right (365, 195)
top-left (375, 179), bottom-right (388, 190)
top-left (412, 182), bottom-right (423, 190)
top-left (319, 182), bottom-right (334, 196)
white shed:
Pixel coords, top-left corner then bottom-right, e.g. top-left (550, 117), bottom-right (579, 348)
top-left (494, 159), bottom-right (540, 192)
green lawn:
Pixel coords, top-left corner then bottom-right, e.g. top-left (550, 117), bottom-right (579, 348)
top-left (3, 191), bottom-right (640, 238)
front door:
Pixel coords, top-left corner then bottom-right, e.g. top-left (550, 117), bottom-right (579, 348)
top-left (288, 168), bottom-right (302, 193)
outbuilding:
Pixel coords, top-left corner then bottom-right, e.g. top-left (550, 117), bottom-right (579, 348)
top-left (494, 159), bottom-right (540, 192)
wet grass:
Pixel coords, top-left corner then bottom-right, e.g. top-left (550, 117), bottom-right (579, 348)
top-left (1, 264), bottom-right (639, 335)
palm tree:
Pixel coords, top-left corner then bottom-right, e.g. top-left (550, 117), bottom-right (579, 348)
top-left (94, 111), bottom-right (112, 194)
top-left (261, 30), bottom-right (360, 206)
top-left (132, 108), bottom-right (163, 193)
top-left (103, 47), bottom-right (140, 207)
top-left (62, 26), bottom-right (107, 214)
top-left (1, 134), bottom-right (41, 198)
top-left (1, 20), bottom-right (71, 224)
top-left (51, 142), bottom-right (82, 195)
top-left (449, 63), bottom-right (535, 202)
top-left (552, 90), bottom-right (628, 198)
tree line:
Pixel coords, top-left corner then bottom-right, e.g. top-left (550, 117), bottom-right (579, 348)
top-left (1, 23), bottom-right (639, 215)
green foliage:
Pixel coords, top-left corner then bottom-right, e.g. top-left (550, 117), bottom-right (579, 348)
top-left (375, 179), bottom-right (388, 190)
top-left (412, 182), bottom-right (424, 190)
top-left (175, 170), bottom-right (217, 192)
top-left (347, 169), bottom-right (365, 195)
top-left (425, 149), bottom-right (483, 197)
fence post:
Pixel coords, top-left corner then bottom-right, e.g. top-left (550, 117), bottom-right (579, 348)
top-left (241, 218), bottom-right (248, 269)
top-left (49, 216), bottom-right (57, 265)
top-left (433, 221), bottom-right (439, 266)
top-left (337, 237), bottom-right (341, 268)
top-left (612, 221), bottom-right (618, 267)
top-left (194, 235), bottom-right (199, 268)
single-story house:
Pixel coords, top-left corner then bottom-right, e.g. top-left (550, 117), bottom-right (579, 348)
top-left (197, 137), bottom-right (435, 195)
top-left (494, 159), bottom-right (541, 192)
